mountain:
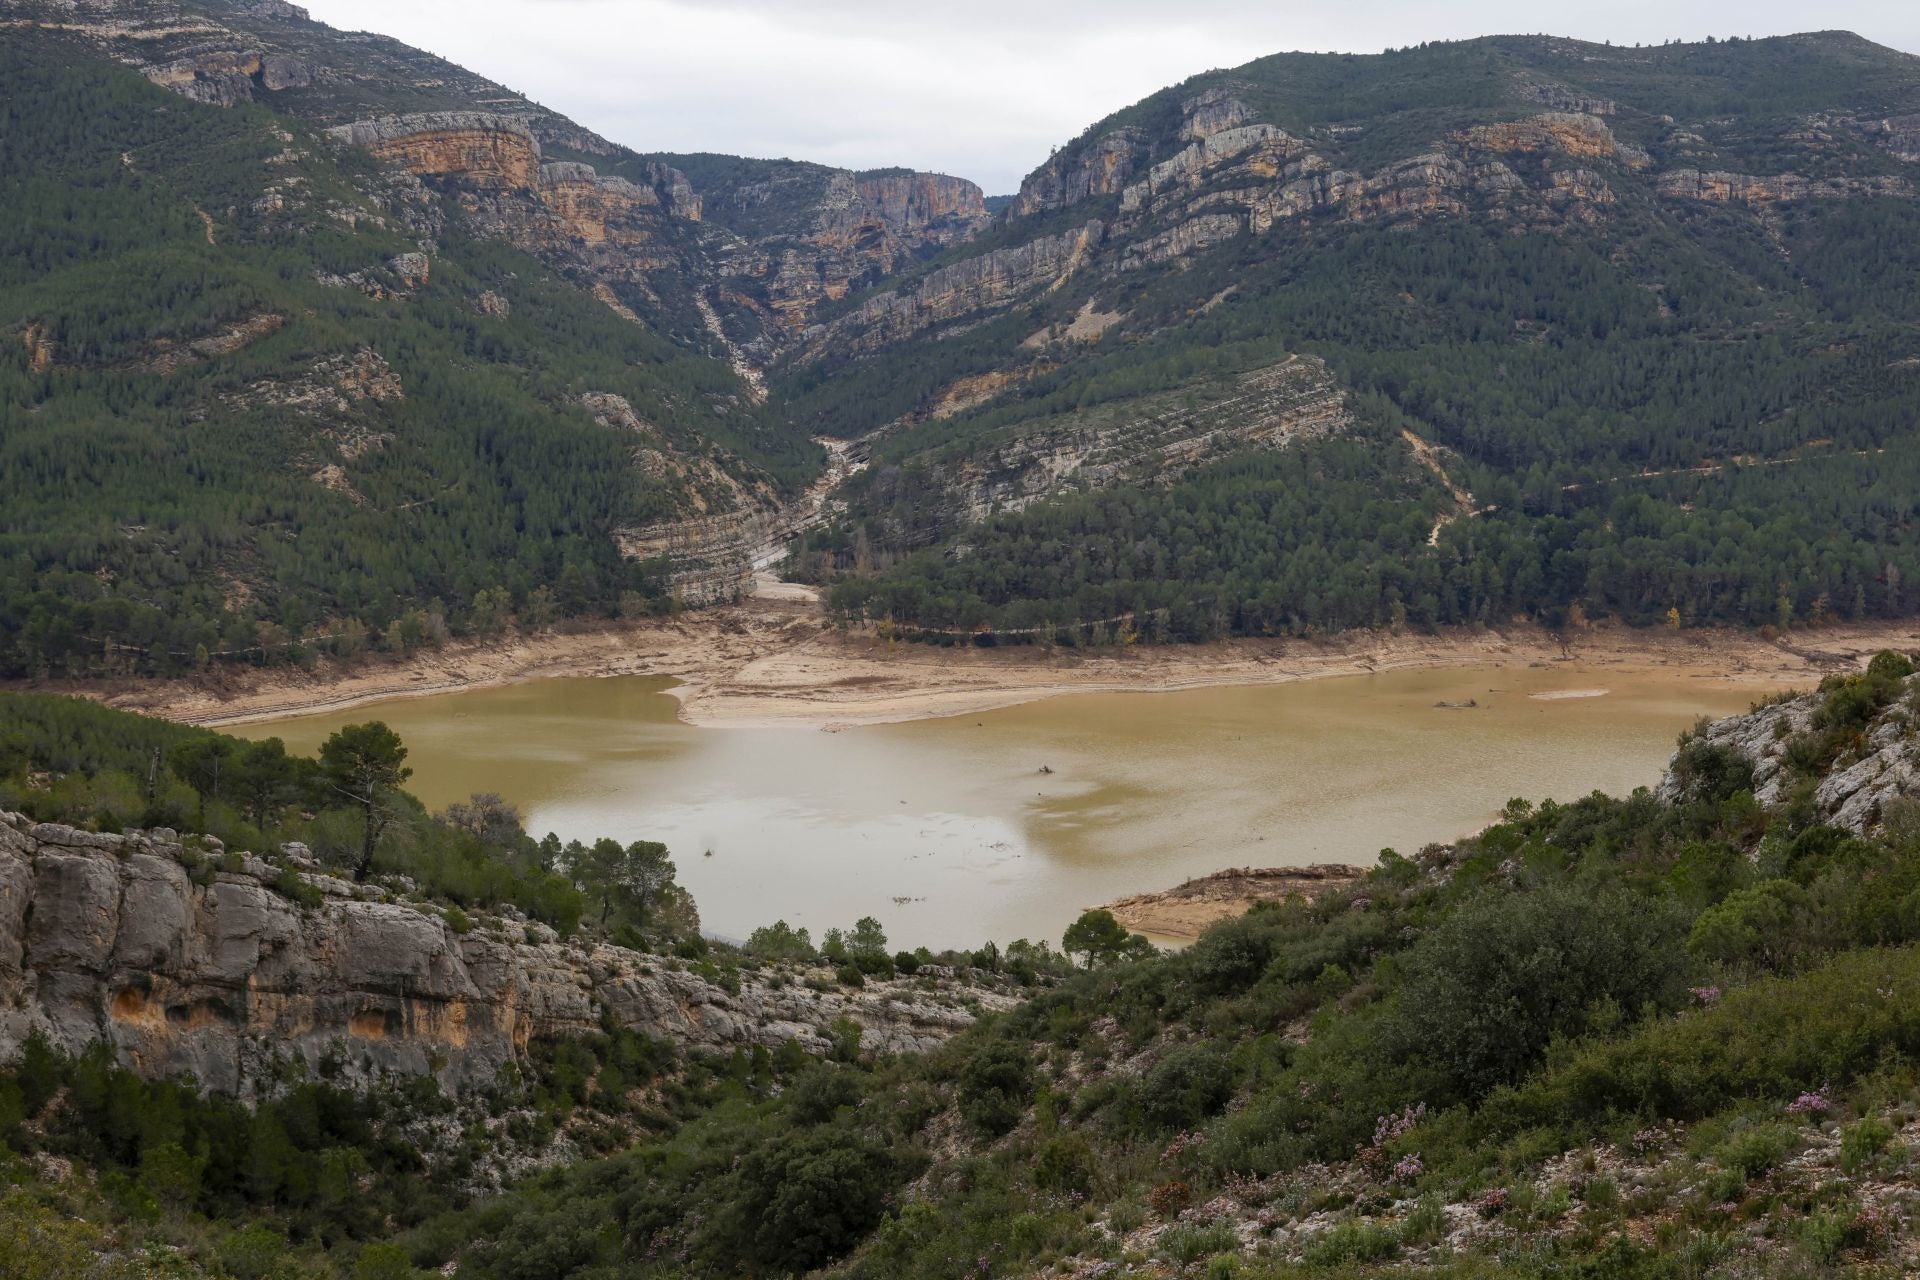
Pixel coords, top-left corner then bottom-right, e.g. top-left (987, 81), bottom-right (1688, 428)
top-left (8, 660), bottom-right (1920, 1276)
top-left (12, 14), bottom-right (1920, 681)
top-left (0, 0), bottom-right (986, 681)
top-left (780, 34), bottom-right (1920, 642)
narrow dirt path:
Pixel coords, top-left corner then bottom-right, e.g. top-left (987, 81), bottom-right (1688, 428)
top-left (1402, 428), bottom-right (1481, 546)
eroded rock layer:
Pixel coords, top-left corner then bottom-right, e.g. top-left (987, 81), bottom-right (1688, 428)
top-left (0, 814), bottom-right (1004, 1096)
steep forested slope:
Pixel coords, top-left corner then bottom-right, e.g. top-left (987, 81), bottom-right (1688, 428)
top-left (790, 34), bottom-right (1920, 642)
top-left (0, 0), bottom-right (999, 682)
top-left (0, 36), bottom-right (803, 680)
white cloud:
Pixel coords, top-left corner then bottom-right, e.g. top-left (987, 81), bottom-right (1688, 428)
top-left (299, 0), bottom-right (1920, 193)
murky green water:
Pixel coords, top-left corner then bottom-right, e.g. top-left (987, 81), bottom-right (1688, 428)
top-left (235, 665), bottom-right (1765, 950)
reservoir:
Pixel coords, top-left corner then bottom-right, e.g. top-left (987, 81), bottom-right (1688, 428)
top-left (236, 664), bottom-right (1764, 950)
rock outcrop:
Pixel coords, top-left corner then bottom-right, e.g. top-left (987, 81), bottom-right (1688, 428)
top-left (1007, 130), bottom-right (1147, 219)
top-left (1658, 673), bottom-right (1920, 832)
top-left (0, 814), bottom-right (1007, 1098)
top-left (798, 220), bottom-right (1105, 357)
top-left (850, 356), bottom-right (1349, 551)
top-left (1654, 168), bottom-right (1913, 204)
top-left (330, 113), bottom-right (541, 188)
top-left (1098, 863), bottom-right (1366, 941)
top-left (325, 113), bottom-right (699, 265)
top-left (827, 106), bottom-right (1662, 353)
top-left (706, 167), bottom-right (988, 339)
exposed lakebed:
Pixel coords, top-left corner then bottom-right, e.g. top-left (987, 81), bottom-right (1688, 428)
top-left (236, 664), bottom-right (1765, 949)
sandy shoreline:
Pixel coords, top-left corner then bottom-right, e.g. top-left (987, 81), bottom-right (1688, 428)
top-left (1098, 864), bottom-right (1368, 942)
top-left (39, 594), bottom-right (1920, 732)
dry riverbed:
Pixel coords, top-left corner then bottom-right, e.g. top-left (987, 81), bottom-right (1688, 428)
top-left (64, 595), bottom-right (1920, 732)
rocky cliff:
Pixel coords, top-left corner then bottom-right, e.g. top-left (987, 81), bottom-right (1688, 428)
top-left (818, 45), bottom-right (1920, 359)
top-left (797, 219), bottom-right (1104, 358)
top-left (0, 813), bottom-right (1007, 1098)
top-left (17, 0), bottom-right (987, 360)
top-left (692, 163), bottom-right (989, 345)
top-left (880, 354), bottom-right (1351, 536)
top-left (1658, 672), bottom-right (1920, 832)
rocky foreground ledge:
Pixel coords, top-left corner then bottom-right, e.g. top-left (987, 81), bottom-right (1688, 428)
top-left (0, 813), bottom-right (1012, 1096)
top-left (1657, 672), bottom-right (1919, 831)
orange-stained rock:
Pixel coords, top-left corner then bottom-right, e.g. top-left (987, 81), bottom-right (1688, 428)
top-left (0, 813), bottom-right (1011, 1098)
top-left (330, 112), bottom-right (540, 188)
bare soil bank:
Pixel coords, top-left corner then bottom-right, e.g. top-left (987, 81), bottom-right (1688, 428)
top-left (43, 595), bottom-right (1920, 732)
top-left (1098, 864), bottom-right (1367, 941)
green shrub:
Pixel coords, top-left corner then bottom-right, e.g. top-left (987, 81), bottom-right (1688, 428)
top-left (1400, 1195), bottom-right (1447, 1245)
top-left (1204, 1254), bottom-right (1240, 1280)
top-left (1688, 880), bottom-right (1803, 971)
top-left (730, 1127), bottom-right (896, 1273)
top-left (1497, 945), bottom-right (1920, 1132)
top-left (1669, 739), bottom-right (1755, 805)
top-left (354, 1242), bottom-right (420, 1280)
top-left (271, 870), bottom-right (325, 910)
top-left (1188, 915), bottom-right (1272, 994)
top-left (1033, 1132), bottom-right (1096, 1194)
top-left (1839, 1115), bottom-right (1895, 1173)
top-left (958, 1040), bottom-right (1033, 1137)
top-left (1141, 1042), bottom-right (1233, 1133)
top-left (1383, 883), bottom-right (1689, 1098)
top-left (1158, 1220), bottom-right (1238, 1267)
top-left (1867, 650), bottom-right (1915, 682)
top-left (1713, 1122), bottom-right (1794, 1179)
top-left (1301, 1220), bottom-right (1399, 1265)
top-left (785, 1067), bottom-right (863, 1126)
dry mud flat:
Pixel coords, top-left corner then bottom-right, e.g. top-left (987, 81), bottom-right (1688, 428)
top-left (72, 597), bottom-right (1920, 731)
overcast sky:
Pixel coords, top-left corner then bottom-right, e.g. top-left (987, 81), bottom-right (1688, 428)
top-left (299, 0), bottom-right (1920, 193)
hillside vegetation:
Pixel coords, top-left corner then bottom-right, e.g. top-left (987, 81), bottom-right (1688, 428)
top-left (0, 37), bottom-right (812, 683)
top-left (791, 34), bottom-right (1920, 644)
top-left (8, 662), bottom-right (1920, 1275)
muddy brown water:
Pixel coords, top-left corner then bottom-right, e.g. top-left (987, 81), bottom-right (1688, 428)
top-left (236, 665), bottom-right (1768, 950)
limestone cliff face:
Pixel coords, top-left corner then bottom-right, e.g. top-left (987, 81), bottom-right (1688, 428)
top-left (706, 168), bottom-right (989, 339)
top-left (823, 83), bottom-right (1915, 357)
top-left (798, 220), bottom-right (1105, 358)
top-left (855, 173), bottom-right (989, 243)
top-left (330, 113), bottom-right (541, 189)
top-left (0, 813), bottom-right (1004, 1097)
top-left (1007, 130), bottom-right (1147, 219)
top-left (1879, 113), bottom-right (1920, 163)
top-left (866, 356), bottom-right (1350, 544)
top-left (1654, 168), bottom-right (1913, 203)
top-left (1657, 675), bottom-right (1920, 832)
top-left (144, 48), bottom-right (313, 106)
top-left (818, 103), bottom-right (1643, 353)
top-left (325, 114), bottom-right (697, 249)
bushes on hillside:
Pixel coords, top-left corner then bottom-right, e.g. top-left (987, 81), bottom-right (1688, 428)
top-left (1383, 883), bottom-right (1690, 1098)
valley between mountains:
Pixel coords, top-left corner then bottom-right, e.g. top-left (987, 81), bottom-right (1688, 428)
top-left (13, 3), bottom-right (1920, 1278)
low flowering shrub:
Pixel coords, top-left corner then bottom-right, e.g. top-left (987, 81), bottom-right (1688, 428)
top-left (1150, 1179), bottom-right (1194, 1220)
top-left (1356, 1102), bottom-right (1427, 1175)
top-left (1161, 1130), bottom-right (1206, 1164)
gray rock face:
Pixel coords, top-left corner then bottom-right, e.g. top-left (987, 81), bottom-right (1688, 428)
top-left (326, 111), bottom-right (536, 152)
top-left (0, 813), bottom-right (1007, 1097)
top-left (1657, 675), bottom-right (1920, 831)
